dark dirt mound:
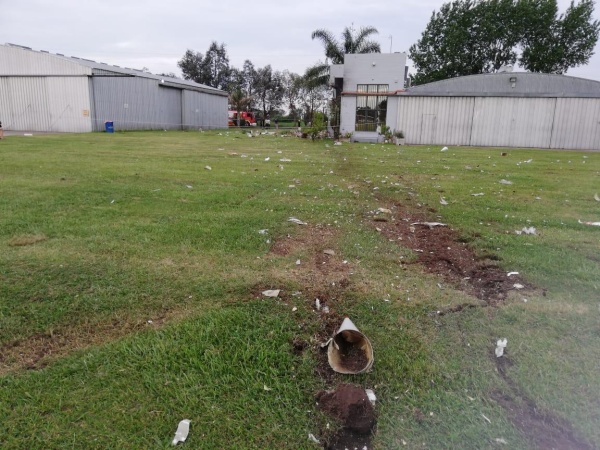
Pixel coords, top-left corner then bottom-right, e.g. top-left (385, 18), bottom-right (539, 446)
top-left (317, 383), bottom-right (376, 449)
top-left (372, 204), bottom-right (528, 304)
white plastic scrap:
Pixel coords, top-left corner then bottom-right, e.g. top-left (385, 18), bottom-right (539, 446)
top-left (594, 193), bottom-right (600, 202)
top-left (204, 166), bottom-right (212, 171)
top-left (333, 141), bottom-right (342, 146)
top-left (440, 197), bottom-right (449, 205)
top-left (579, 219), bottom-right (600, 226)
top-left (495, 338), bottom-right (508, 357)
top-left (315, 298), bottom-right (321, 310)
top-left (441, 146), bottom-right (448, 152)
top-left (513, 283), bottom-right (524, 290)
top-left (308, 433), bottom-right (320, 444)
top-left (280, 158), bottom-right (292, 162)
top-left (288, 217), bottom-right (307, 225)
top-left (258, 229), bottom-right (268, 235)
top-left (172, 419), bottom-right (191, 446)
top-left (365, 389), bottom-right (377, 405)
top-left (499, 179), bottom-right (513, 185)
top-left (411, 222), bottom-right (447, 229)
top-left (507, 272), bottom-right (519, 277)
top-left (471, 193), bottom-right (485, 196)
top-left (515, 227), bottom-right (537, 235)
top-left (296, 259), bottom-right (301, 265)
top-left (495, 438), bottom-right (508, 445)
top-left (262, 289), bottom-right (280, 298)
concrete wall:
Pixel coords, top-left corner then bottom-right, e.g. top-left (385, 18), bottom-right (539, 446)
top-left (395, 96), bottom-right (600, 150)
top-left (341, 53), bottom-right (406, 92)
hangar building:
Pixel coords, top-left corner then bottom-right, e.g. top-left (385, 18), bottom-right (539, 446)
top-left (0, 43), bottom-right (228, 133)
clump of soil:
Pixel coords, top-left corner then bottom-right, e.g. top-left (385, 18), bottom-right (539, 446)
top-left (317, 383), bottom-right (376, 449)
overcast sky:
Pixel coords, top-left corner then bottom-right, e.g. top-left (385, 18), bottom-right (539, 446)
top-left (2, 0), bottom-right (599, 81)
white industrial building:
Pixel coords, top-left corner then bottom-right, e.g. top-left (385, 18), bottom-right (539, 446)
top-left (396, 73), bottom-right (600, 150)
top-left (0, 43), bottom-right (228, 133)
top-left (332, 54), bottom-right (600, 150)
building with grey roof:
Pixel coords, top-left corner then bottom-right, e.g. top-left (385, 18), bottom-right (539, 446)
top-left (0, 43), bottom-right (227, 133)
top-left (393, 73), bottom-right (600, 149)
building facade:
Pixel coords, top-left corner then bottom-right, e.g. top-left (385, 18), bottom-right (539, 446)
top-left (0, 43), bottom-right (228, 133)
top-left (395, 73), bottom-right (600, 150)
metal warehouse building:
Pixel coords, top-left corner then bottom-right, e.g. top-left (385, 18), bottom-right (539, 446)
top-left (391, 72), bottom-right (600, 150)
top-left (0, 43), bottom-right (228, 133)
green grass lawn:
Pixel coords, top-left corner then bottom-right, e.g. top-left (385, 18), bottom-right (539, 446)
top-left (0, 130), bottom-right (598, 449)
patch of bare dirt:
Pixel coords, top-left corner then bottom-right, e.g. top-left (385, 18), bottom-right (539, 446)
top-left (0, 309), bottom-right (185, 375)
top-left (493, 354), bottom-right (594, 450)
top-left (371, 203), bottom-right (527, 304)
top-left (8, 234), bottom-right (48, 246)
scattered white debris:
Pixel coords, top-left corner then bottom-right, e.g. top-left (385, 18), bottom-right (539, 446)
top-left (333, 141), bottom-right (342, 146)
top-left (507, 272), bottom-right (519, 277)
top-left (515, 227), bottom-right (537, 235)
top-left (513, 283), bottom-right (524, 290)
top-left (481, 413), bottom-right (492, 424)
top-left (365, 389), bottom-right (377, 405)
top-left (296, 259), bottom-right (301, 265)
top-left (258, 229), bottom-right (268, 235)
top-left (499, 179), bottom-right (513, 185)
top-left (172, 419), bottom-right (191, 446)
top-left (579, 219), bottom-right (600, 226)
top-left (315, 298), bottom-right (321, 310)
top-left (377, 207), bottom-right (392, 214)
top-left (292, 307), bottom-right (298, 312)
top-left (440, 197), bottom-right (448, 205)
top-left (186, 185), bottom-right (193, 189)
top-left (264, 157), bottom-right (270, 161)
top-left (204, 166), bottom-right (212, 171)
top-left (288, 217), bottom-right (307, 225)
top-left (110, 199), bottom-right (115, 204)
top-left (262, 289), bottom-right (281, 298)
top-left (594, 193), bottom-right (600, 202)
top-left (441, 146), bottom-right (448, 152)
top-left (280, 158), bottom-right (291, 162)
top-left (308, 433), bottom-right (320, 444)
top-left (323, 249), bottom-right (335, 256)
top-left (411, 222), bottom-right (447, 229)
top-left (471, 193), bottom-right (485, 197)
top-left (495, 438), bottom-right (508, 445)
top-left (495, 338), bottom-right (508, 357)
top-left (322, 305), bottom-right (330, 313)
top-left (263, 384), bottom-right (272, 391)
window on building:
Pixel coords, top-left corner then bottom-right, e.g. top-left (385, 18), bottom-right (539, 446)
top-left (355, 84), bottom-right (388, 132)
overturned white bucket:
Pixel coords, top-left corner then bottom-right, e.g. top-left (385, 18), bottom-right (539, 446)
top-left (328, 317), bottom-right (374, 374)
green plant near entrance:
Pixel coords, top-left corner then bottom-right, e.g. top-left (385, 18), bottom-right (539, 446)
top-left (0, 131), bottom-right (598, 449)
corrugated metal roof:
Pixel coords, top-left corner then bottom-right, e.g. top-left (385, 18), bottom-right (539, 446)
top-left (1, 43), bottom-right (227, 96)
top-left (404, 73), bottom-right (600, 98)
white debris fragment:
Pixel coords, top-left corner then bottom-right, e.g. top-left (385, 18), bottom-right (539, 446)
top-left (499, 179), bottom-right (513, 185)
top-left (315, 298), bottom-right (321, 310)
top-left (441, 146), bottom-right (448, 152)
top-left (495, 438), bottom-right (508, 445)
top-left (288, 217), bottom-right (307, 225)
top-left (481, 413), bottom-right (492, 424)
top-left (471, 193), bottom-right (485, 196)
top-left (263, 384), bottom-right (272, 391)
top-left (440, 197), bottom-right (449, 205)
top-left (296, 259), bottom-right (301, 265)
top-left (578, 219), bottom-right (600, 226)
top-left (172, 419), bottom-right (191, 446)
top-left (262, 289), bottom-right (281, 298)
top-left (264, 157), bottom-right (270, 161)
top-left (515, 227), bottom-right (537, 235)
top-left (495, 338), bottom-right (508, 357)
top-left (204, 165), bottom-right (212, 171)
top-left (507, 272), bottom-right (519, 277)
top-left (280, 158), bottom-right (291, 162)
top-left (365, 389), bottom-right (377, 405)
top-left (411, 222), bottom-right (447, 229)
top-left (258, 229), bottom-right (268, 235)
top-left (308, 433), bottom-right (320, 444)
top-left (377, 207), bottom-right (392, 214)
top-left (110, 199), bottom-right (115, 204)
top-left (513, 283), bottom-right (524, 290)
top-left (186, 185), bottom-right (193, 189)
top-left (594, 193), bottom-right (600, 202)
top-left (333, 141), bottom-right (342, 146)
top-left (292, 307), bottom-right (298, 312)
top-left (323, 249), bottom-right (335, 256)
top-left (322, 305), bottom-right (330, 313)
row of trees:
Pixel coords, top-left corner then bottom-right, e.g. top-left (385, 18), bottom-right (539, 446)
top-left (409, 0), bottom-right (600, 84)
top-left (177, 42), bottom-right (329, 124)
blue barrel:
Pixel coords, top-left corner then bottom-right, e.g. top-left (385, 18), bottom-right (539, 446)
top-left (104, 121), bottom-right (114, 133)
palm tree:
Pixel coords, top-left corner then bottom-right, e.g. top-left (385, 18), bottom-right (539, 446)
top-left (229, 89), bottom-right (252, 127)
top-left (311, 26), bottom-right (381, 65)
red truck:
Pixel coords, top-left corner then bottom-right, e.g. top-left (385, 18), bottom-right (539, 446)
top-left (228, 111), bottom-right (257, 127)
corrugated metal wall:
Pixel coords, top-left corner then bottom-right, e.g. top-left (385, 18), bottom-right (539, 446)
top-left (182, 90), bottom-right (228, 130)
top-left (0, 45), bottom-right (91, 76)
top-left (91, 77), bottom-right (182, 131)
top-left (396, 97), bottom-right (474, 145)
top-left (396, 96), bottom-right (600, 149)
top-left (0, 77), bottom-right (92, 132)
top-left (550, 98), bottom-right (600, 150)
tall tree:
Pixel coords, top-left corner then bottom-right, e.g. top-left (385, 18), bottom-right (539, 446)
top-left (253, 65), bottom-right (284, 122)
top-left (311, 26), bottom-right (381, 64)
top-left (409, 0), bottom-right (600, 84)
top-left (177, 42), bottom-right (231, 89)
